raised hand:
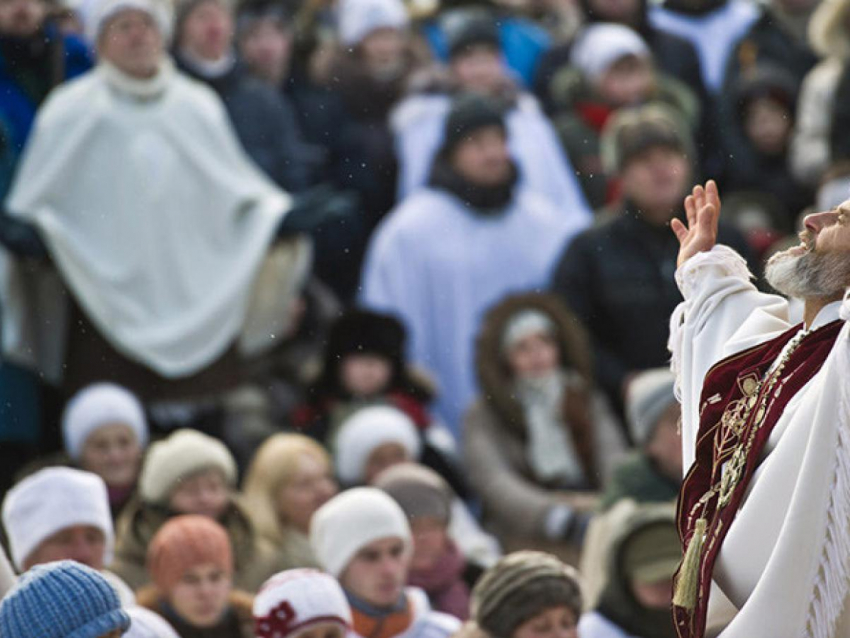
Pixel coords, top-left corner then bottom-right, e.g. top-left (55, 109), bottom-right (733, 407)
top-left (671, 180), bottom-right (721, 268)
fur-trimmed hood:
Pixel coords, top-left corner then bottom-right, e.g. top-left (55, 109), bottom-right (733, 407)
top-left (474, 292), bottom-right (594, 436)
top-left (809, 0), bottom-right (850, 59)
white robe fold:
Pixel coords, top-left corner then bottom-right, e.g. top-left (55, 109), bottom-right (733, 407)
top-left (1, 61), bottom-right (291, 380)
top-left (669, 245), bottom-right (850, 637)
top-left (360, 188), bottom-right (587, 436)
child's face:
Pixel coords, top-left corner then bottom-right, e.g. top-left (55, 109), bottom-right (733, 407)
top-left (507, 332), bottom-right (560, 379)
top-left (597, 55), bottom-right (654, 107)
top-left (340, 354), bottom-right (392, 397)
top-left (409, 517), bottom-right (449, 572)
top-left (744, 97), bottom-right (791, 157)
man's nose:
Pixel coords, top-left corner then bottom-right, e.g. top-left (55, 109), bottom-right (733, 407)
top-left (803, 210), bottom-right (839, 234)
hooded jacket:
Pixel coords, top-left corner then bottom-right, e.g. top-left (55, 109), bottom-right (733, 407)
top-left (463, 293), bottom-right (625, 548)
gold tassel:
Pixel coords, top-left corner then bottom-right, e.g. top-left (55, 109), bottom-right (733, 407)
top-left (673, 518), bottom-right (707, 611)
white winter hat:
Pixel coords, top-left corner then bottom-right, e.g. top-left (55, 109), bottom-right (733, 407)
top-left (62, 383), bottom-right (148, 462)
top-left (254, 569), bottom-right (352, 638)
top-left (88, 0), bottom-right (173, 43)
top-left (334, 406), bottom-right (422, 485)
top-left (570, 23), bottom-right (650, 82)
top-left (310, 487), bottom-right (412, 578)
top-left (125, 606), bottom-right (181, 638)
top-left (501, 310), bottom-right (556, 354)
top-left (338, 0), bottom-right (408, 47)
top-left (138, 428), bottom-right (237, 505)
top-left (1, 467), bottom-right (114, 571)
top-left (625, 368), bottom-right (678, 446)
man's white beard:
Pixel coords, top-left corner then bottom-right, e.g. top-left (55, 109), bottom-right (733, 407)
top-left (765, 244), bottom-right (850, 299)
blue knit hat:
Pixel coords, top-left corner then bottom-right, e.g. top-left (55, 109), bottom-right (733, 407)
top-left (0, 561), bottom-right (130, 638)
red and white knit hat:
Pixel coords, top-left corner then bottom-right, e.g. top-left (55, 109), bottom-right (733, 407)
top-left (254, 569), bottom-right (352, 638)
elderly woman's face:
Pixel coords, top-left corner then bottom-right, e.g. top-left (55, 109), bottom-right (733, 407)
top-left (512, 606), bottom-right (579, 638)
top-left (507, 332), bottom-right (560, 379)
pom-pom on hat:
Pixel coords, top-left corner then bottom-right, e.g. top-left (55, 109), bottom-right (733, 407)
top-left (310, 487), bottom-right (412, 578)
top-left (334, 405), bottom-right (422, 485)
top-left (338, 0), bottom-right (408, 47)
top-left (138, 428), bottom-right (237, 505)
top-left (147, 515), bottom-right (234, 594)
top-left (62, 382), bottom-right (148, 461)
top-left (254, 569), bottom-right (352, 638)
top-left (2, 467), bottom-right (114, 571)
top-left (0, 561), bottom-right (130, 638)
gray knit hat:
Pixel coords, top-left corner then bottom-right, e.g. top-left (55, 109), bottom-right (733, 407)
top-left (600, 103), bottom-right (693, 174)
top-left (471, 551), bottom-right (582, 637)
top-left (373, 462), bottom-right (453, 524)
top-left (625, 368), bottom-right (677, 447)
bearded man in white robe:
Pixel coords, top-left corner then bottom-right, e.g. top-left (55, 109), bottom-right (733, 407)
top-left (0, 0), bottom-right (324, 403)
top-left (669, 180), bottom-right (850, 637)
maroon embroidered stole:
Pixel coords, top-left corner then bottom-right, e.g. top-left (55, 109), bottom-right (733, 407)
top-left (673, 320), bottom-right (843, 638)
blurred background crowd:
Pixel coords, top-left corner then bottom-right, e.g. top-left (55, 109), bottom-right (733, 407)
top-left (0, 0), bottom-right (847, 634)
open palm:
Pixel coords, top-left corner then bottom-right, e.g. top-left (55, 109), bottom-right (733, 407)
top-left (671, 180), bottom-right (721, 268)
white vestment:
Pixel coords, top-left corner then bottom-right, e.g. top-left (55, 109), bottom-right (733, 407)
top-left (0, 60), bottom-right (290, 380)
top-left (669, 245), bottom-right (850, 637)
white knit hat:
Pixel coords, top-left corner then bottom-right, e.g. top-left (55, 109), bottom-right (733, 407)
top-left (62, 383), bottom-right (149, 462)
top-left (570, 23), bottom-right (650, 82)
top-left (138, 429), bottom-right (237, 505)
top-left (1, 467), bottom-right (114, 571)
top-left (310, 487), bottom-right (412, 578)
top-left (501, 310), bottom-right (556, 354)
top-left (337, 0), bottom-right (408, 47)
top-left (625, 368), bottom-right (677, 446)
top-left (334, 406), bottom-right (422, 486)
top-left (254, 569), bottom-right (352, 638)
top-left (87, 0), bottom-right (173, 43)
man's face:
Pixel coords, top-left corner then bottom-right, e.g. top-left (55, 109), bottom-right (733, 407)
top-left (98, 9), bottom-right (163, 79)
top-left (0, 0), bottom-right (45, 37)
top-left (450, 125), bottom-right (513, 188)
top-left (450, 45), bottom-right (505, 96)
top-left (765, 202), bottom-right (850, 299)
top-left (23, 525), bottom-right (106, 571)
top-left (238, 18), bottom-right (292, 85)
top-left (340, 536), bottom-right (409, 608)
top-left (180, 0), bottom-right (233, 62)
top-left (597, 55), bottom-right (654, 107)
top-left (620, 145), bottom-right (690, 224)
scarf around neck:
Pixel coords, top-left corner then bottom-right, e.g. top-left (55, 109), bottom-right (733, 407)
top-left (347, 590), bottom-right (413, 638)
top-left (514, 370), bottom-right (587, 486)
top-left (428, 156), bottom-right (519, 213)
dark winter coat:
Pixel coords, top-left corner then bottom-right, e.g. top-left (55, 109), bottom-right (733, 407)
top-left (176, 57), bottom-right (311, 193)
top-left (550, 204), bottom-right (753, 412)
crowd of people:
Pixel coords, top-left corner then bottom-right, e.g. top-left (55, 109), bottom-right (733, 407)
top-left (0, 0), bottom-right (848, 635)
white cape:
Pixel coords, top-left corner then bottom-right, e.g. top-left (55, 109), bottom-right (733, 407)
top-left (669, 245), bottom-right (850, 637)
top-left (1, 61), bottom-right (291, 379)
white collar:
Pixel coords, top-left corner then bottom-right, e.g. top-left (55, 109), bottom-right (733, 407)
top-left (98, 57), bottom-right (175, 101)
top-left (808, 300), bottom-right (843, 331)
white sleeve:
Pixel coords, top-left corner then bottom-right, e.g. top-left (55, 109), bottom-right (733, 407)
top-left (669, 246), bottom-right (790, 471)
